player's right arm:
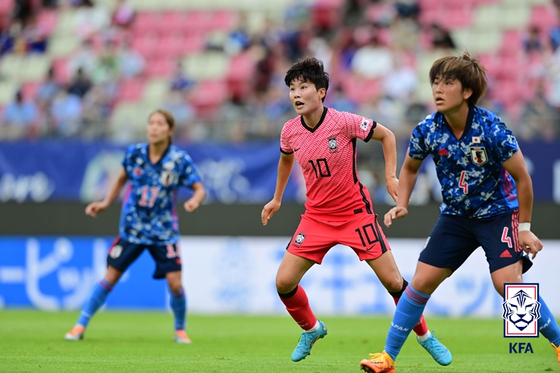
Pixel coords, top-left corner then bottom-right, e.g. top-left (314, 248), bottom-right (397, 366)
top-left (85, 167), bottom-right (129, 217)
top-left (384, 148), bottom-right (423, 227)
top-left (261, 153), bottom-right (295, 226)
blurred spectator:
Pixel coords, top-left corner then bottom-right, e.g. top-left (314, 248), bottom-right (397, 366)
top-left (67, 39), bottom-right (99, 78)
top-left (50, 89), bottom-right (82, 137)
top-left (35, 65), bottom-right (62, 110)
top-left (13, 0), bottom-right (37, 28)
top-left (68, 67), bottom-right (93, 98)
top-left (161, 90), bottom-right (196, 140)
top-left (428, 23), bottom-right (456, 51)
top-left (1, 90), bottom-right (39, 139)
top-left (22, 14), bottom-right (49, 53)
top-left (170, 60), bottom-right (195, 92)
top-left (524, 25), bottom-right (543, 55)
top-left (350, 33), bottom-right (394, 79)
top-left (224, 12), bottom-right (251, 56)
top-left (117, 40), bottom-right (145, 79)
top-left (73, 0), bottom-right (110, 40)
top-left (0, 14), bottom-right (15, 55)
top-left (81, 85), bottom-right (112, 138)
top-left (92, 40), bottom-right (119, 84)
top-left (519, 80), bottom-right (559, 140)
top-left (111, 0), bottom-right (135, 29)
top-left (325, 85), bottom-right (357, 113)
top-left (382, 53), bottom-right (418, 103)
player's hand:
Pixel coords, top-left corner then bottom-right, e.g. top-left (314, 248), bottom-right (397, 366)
top-left (385, 176), bottom-right (399, 203)
top-left (261, 199), bottom-right (281, 226)
top-left (85, 201), bottom-right (108, 217)
top-left (184, 199), bottom-right (201, 212)
top-left (518, 230), bottom-right (543, 259)
top-left (384, 206), bottom-right (408, 227)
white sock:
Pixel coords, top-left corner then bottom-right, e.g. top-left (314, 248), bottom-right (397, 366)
top-left (417, 330), bottom-right (432, 342)
top-left (305, 320), bottom-right (320, 333)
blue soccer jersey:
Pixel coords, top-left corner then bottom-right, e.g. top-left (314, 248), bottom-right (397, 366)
top-left (408, 106), bottom-right (519, 218)
top-left (119, 143), bottom-right (202, 245)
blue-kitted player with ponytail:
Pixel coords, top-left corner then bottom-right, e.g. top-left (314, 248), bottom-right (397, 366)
top-left (65, 109), bottom-right (206, 344)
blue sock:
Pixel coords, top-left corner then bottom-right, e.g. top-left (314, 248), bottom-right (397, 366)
top-left (538, 296), bottom-right (560, 346)
top-left (170, 288), bottom-right (187, 331)
top-left (77, 279), bottom-right (113, 328)
top-left (385, 285), bottom-right (430, 361)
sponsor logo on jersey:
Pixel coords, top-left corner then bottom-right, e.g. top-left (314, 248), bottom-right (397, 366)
top-left (502, 283), bottom-right (541, 337)
top-left (470, 146), bottom-right (488, 165)
top-left (294, 232), bottom-right (306, 245)
top-left (328, 137), bottom-right (338, 153)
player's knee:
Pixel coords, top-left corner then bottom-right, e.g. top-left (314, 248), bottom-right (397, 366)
top-left (276, 277), bottom-right (297, 294)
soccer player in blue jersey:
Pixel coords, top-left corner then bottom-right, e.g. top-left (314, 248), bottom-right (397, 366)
top-left (65, 109), bottom-right (206, 344)
top-left (360, 52), bottom-right (560, 372)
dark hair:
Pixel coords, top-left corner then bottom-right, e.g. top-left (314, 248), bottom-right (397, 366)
top-left (150, 109), bottom-right (175, 143)
top-left (429, 51), bottom-right (487, 106)
top-left (284, 57), bottom-right (330, 102)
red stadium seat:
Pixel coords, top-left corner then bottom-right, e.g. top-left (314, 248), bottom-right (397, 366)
top-left (190, 80), bottom-right (229, 117)
top-left (115, 78), bottom-right (145, 102)
top-left (144, 57), bottom-right (175, 78)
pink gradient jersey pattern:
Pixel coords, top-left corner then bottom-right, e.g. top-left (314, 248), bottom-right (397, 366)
top-left (280, 108), bottom-right (377, 218)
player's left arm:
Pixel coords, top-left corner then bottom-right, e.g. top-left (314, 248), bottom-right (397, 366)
top-left (369, 123), bottom-right (398, 202)
top-left (502, 150), bottom-right (543, 258)
top-left (184, 181), bottom-right (206, 212)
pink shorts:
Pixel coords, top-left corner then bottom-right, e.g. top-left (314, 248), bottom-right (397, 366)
top-left (287, 213), bottom-right (391, 264)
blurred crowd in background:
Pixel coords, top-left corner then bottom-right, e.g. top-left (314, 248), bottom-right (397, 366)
top-left (1, 0), bottom-right (560, 146)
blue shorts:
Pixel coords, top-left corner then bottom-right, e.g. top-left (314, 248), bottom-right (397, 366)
top-left (107, 237), bottom-right (182, 279)
top-left (419, 211), bottom-right (532, 274)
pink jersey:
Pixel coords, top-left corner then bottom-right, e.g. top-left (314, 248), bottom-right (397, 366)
top-left (281, 107), bottom-right (377, 219)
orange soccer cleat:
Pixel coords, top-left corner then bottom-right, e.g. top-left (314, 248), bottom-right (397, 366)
top-left (174, 330), bottom-right (192, 344)
top-left (360, 350), bottom-right (396, 373)
top-left (65, 325), bottom-right (85, 341)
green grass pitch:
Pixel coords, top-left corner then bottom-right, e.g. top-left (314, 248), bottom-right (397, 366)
top-left (0, 310), bottom-right (557, 372)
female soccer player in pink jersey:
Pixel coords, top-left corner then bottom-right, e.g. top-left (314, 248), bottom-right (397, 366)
top-left (261, 57), bottom-right (451, 365)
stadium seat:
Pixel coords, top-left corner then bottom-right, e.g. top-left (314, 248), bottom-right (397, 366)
top-left (115, 78), bottom-right (145, 102)
top-left (190, 79), bottom-right (229, 117)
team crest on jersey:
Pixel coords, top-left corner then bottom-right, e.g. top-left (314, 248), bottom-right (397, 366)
top-left (328, 137), bottom-right (338, 153)
top-left (294, 232), bottom-right (306, 245)
top-left (470, 146), bottom-right (488, 165)
top-left (133, 167), bottom-right (143, 176)
top-left (160, 170), bottom-right (176, 186)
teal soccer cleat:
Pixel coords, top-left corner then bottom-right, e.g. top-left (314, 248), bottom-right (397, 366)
top-left (291, 320), bottom-right (328, 362)
top-left (417, 332), bottom-right (452, 366)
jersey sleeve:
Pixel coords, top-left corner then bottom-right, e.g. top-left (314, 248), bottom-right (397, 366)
top-left (280, 122), bottom-right (293, 154)
top-left (488, 120), bottom-right (519, 162)
top-left (121, 144), bottom-right (137, 177)
top-left (408, 122), bottom-right (430, 160)
top-left (179, 153), bottom-right (202, 188)
top-left (343, 111), bottom-right (376, 142)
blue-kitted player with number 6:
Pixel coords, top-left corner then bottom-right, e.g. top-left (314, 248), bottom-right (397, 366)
top-left (65, 109), bottom-right (206, 344)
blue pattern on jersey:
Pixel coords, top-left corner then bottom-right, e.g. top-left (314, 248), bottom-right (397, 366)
top-left (120, 143), bottom-right (202, 245)
top-left (409, 106), bottom-right (519, 218)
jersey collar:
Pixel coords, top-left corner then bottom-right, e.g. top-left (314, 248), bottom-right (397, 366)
top-left (300, 107), bottom-right (328, 133)
top-left (439, 105), bottom-right (475, 140)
